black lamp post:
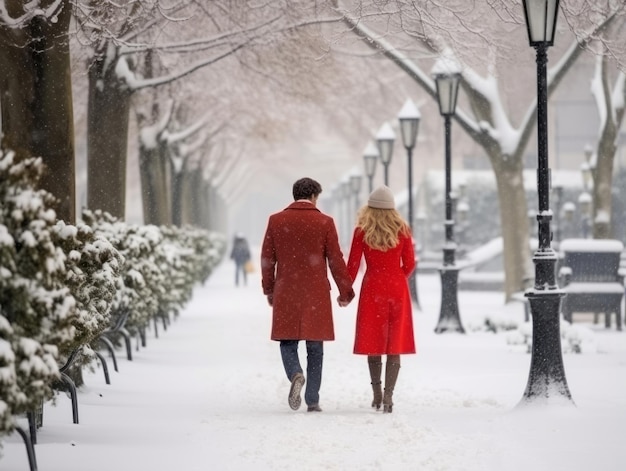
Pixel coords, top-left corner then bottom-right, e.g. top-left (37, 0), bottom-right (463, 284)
top-left (432, 66), bottom-right (464, 334)
top-left (398, 98), bottom-right (421, 308)
top-left (521, 0), bottom-right (572, 403)
top-left (376, 122), bottom-right (395, 186)
top-left (363, 142), bottom-right (379, 194)
top-left (350, 174), bottom-right (363, 215)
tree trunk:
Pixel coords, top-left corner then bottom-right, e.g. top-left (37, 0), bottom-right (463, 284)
top-left (593, 131), bottom-right (617, 239)
top-left (139, 142), bottom-right (171, 226)
top-left (489, 151), bottom-right (534, 301)
top-left (189, 169), bottom-right (205, 227)
top-left (171, 165), bottom-right (184, 227)
top-left (0, 4), bottom-right (75, 223)
top-left (87, 58), bottom-right (131, 219)
top-left (591, 55), bottom-right (622, 240)
top-left (179, 169), bottom-right (194, 226)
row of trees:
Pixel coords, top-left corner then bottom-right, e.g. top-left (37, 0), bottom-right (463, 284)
top-left (0, 0), bottom-right (344, 227)
top-left (0, 149), bottom-right (226, 450)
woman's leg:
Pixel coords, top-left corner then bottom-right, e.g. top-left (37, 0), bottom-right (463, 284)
top-left (383, 355), bottom-right (401, 413)
top-left (368, 355), bottom-right (383, 409)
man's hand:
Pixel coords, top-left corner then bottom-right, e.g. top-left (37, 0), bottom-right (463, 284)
top-left (267, 294), bottom-right (273, 306)
top-left (337, 296), bottom-right (350, 307)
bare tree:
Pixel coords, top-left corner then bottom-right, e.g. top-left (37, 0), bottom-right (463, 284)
top-left (588, 43), bottom-right (625, 238)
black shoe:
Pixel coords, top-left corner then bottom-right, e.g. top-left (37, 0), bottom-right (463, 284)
top-left (288, 373), bottom-right (305, 410)
top-left (307, 404), bottom-right (322, 412)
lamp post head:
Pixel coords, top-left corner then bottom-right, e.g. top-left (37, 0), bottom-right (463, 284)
top-left (350, 174), bottom-right (362, 195)
top-left (363, 141), bottom-right (379, 178)
top-left (375, 122), bottom-right (396, 165)
top-left (457, 200), bottom-right (469, 223)
top-left (398, 98), bottom-right (421, 150)
top-left (522, 0), bottom-right (560, 47)
top-left (581, 162), bottom-right (592, 190)
top-left (433, 71), bottom-right (461, 117)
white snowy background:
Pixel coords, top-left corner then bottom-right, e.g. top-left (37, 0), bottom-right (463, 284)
top-left (2, 247), bottom-right (625, 471)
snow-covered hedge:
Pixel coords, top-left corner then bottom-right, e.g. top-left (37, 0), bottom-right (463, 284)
top-left (81, 210), bottom-right (226, 335)
top-left (0, 151), bottom-right (123, 440)
top-left (0, 150), bottom-right (226, 444)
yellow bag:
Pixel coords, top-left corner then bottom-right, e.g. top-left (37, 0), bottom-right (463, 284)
top-left (244, 260), bottom-right (255, 273)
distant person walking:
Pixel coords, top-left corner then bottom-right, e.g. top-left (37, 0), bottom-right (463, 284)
top-left (346, 185), bottom-right (416, 413)
top-left (230, 233), bottom-right (251, 287)
top-left (261, 177), bottom-right (355, 412)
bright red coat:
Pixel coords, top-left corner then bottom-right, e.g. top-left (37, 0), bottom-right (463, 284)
top-left (347, 228), bottom-right (417, 355)
top-left (261, 202), bottom-right (354, 341)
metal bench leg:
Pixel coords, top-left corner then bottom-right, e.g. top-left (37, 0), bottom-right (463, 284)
top-left (98, 336), bottom-right (118, 372)
top-left (94, 351), bottom-right (111, 384)
top-left (27, 411), bottom-right (37, 445)
top-left (139, 327), bottom-right (147, 348)
top-left (119, 328), bottom-right (133, 361)
top-left (60, 372), bottom-right (79, 424)
top-left (15, 426), bottom-right (38, 471)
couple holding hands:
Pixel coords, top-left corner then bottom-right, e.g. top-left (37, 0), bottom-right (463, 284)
top-left (261, 177), bottom-right (416, 414)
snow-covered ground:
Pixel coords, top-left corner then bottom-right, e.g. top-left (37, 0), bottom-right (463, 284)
top-left (2, 248), bottom-right (626, 471)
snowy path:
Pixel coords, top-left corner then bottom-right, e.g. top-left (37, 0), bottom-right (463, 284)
top-left (2, 252), bottom-right (626, 470)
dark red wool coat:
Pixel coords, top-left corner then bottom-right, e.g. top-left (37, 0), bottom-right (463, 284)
top-left (261, 201), bottom-right (354, 341)
top-left (347, 228), bottom-right (417, 355)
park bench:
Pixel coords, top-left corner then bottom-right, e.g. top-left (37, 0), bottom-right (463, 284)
top-left (558, 238), bottom-right (625, 330)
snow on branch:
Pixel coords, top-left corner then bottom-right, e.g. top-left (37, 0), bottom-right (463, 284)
top-left (0, 0), bottom-right (64, 28)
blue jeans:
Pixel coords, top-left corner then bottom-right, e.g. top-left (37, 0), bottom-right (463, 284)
top-left (279, 340), bottom-right (323, 406)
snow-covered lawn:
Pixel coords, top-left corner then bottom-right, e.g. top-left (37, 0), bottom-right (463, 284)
top-left (2, 249), bottom-right (626, 470)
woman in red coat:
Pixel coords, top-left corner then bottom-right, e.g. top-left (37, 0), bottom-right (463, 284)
top-left (346, 185), bottom-right (416, 413)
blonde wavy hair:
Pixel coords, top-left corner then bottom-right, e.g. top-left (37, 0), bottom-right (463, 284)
top-left (356, 206), bottom-right (410, 251)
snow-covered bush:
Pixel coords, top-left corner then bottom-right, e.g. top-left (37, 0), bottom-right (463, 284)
top-left (0, 315), bottom-right (17, 438)
top-left (82, 210), bottom-right (163, 334)
top-left (82, 210), bottom-right (225, 336)
top-left (156, 225), bottom-right (227, 320)
top-left (0, 313), bottom-right (58, 439)
top-left (52, 220), bottom-right (124, 363)
top-left (0, 150), bottom-right (124, 439)
top-left (0, 153), bottom-right (77, 352)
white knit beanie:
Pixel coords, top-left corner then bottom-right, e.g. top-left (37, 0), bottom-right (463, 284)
top-left (368, 185), bottom-right (395, 209)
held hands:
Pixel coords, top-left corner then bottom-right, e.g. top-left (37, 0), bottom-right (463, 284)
top-left (337, 296), bottom-right (351, 307)
top-left (337, 289), bottom-right (355, 307)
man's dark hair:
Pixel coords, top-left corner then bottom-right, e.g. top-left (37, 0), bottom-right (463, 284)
top-left (293, 177), bottom-right (322, 200)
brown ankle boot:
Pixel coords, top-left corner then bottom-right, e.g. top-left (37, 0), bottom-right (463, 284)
top-left (383, 357), bottom-right (401, 413)
top-left (368, 356), bottom-right (383, 410)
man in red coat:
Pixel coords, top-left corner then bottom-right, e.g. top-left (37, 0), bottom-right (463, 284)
top-left (261, 177), bottom-right (355, 412)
